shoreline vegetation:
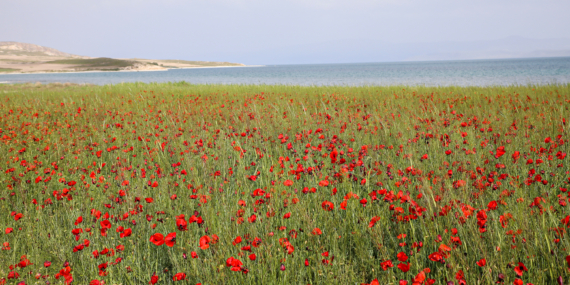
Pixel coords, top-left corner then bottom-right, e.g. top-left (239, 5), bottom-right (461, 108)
top-left (0, 82), bottom-right (568, 284)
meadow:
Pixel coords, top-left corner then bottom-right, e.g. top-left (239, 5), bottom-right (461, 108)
top-left (0, 82), bottom-right (569, 285)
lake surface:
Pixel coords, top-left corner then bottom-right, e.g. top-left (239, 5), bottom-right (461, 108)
top-left (1, 57), bottom-right (569, 86)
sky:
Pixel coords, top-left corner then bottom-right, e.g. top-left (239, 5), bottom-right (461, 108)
top-left (1, 0), bottom-right (570, 64)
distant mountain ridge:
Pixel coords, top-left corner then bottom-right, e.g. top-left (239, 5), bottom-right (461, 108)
top-left (0, 41), bottom-right (85, 58)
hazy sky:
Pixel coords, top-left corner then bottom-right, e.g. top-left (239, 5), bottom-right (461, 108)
top-left (2, 0), bottom-right (570, 64)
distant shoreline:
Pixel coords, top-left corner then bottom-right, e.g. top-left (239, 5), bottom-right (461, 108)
top-left (0, 65), bottom-right (263, 76)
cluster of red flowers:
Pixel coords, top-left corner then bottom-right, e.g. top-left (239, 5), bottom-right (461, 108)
top-left (0, 86), bottom-right (568, 284)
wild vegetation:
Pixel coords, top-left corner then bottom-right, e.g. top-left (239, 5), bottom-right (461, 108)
top-left (0, 83), bottom-right (568, 285)
top-left (47, 58), bottom-right (138, 70)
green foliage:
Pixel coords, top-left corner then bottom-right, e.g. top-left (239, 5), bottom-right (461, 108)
top-left (47, 57), bottom-right (137, 68)
top-left (0, 83), bottom-right (569, 284)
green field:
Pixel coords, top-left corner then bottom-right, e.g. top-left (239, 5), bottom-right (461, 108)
top-left (0, 83), bottom-right (569, 284)
top-left (47, 57), bottom-right (137, 69)
top-left (0, 68), bottom-right (20, 73)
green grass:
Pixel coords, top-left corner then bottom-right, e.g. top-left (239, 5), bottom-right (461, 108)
top-left (0, 68), bottom-right (20, 72)
top-left (0, 83), bottom-right (568, 284)
top-left (47, 57), bottom-right (137, 68)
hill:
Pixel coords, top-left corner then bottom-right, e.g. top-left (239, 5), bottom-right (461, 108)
top-left (0, 41), bottom-right (84, 58)
top-left (0, 42), bottom-right (244, 73)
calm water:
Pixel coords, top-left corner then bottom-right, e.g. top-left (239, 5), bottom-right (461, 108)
top-left (1, 57), bottom-right (569, 86)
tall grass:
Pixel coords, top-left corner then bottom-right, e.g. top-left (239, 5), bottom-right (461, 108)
top-left (0, 82), bottom-right (568, 284)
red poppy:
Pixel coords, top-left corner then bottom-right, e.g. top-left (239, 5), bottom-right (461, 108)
top-left (312, 228), bottom-right (322, 235)
top-left (476, 258), bottom-right (486, 267)
top-left (164, 232), bottom-right (176, 247)
top-left (149, 273), bottom-right (158, 284)
top-left (330, 148), bottom-right (338, 164)
top-left (413, 271), bottom-right (426, 284)
top-left (100, 220), bottom-right (111, 229)
top-left (176, 218), bottom-right (188, 231)
top-left (321, 201), bottom-right (334, 211)
top-left (514, 262), bottom-right (527, 276)
top-left (369, 216), bottom-right (381, 228)
top-left (397, 262), bottom-right (410, 272)
top-left (376, 260), bottom-right (391, 271)
top-left (149, 233), bottom-right (164, 246)
top-left (120, 228), bottom-right (132, 238)
top-left (199, 235), bottom-right (211, 250)
top-left (172, 272), bottom-right (186, 281)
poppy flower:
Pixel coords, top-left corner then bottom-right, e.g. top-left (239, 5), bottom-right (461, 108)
top-left (99, 219), bottom-right (111, 228)
top-left (397, 252), bottom-right (408, 262)
top-left (397, 262), bottom-right (410, 272)
top-left (172, 272), bottom-right (186, 281)
top-left (413, 271), bottom-right (426, 284)
top-left (149, 273), bottom-right (158, 284)
top-left (226, 257), bottom-right (244, 271)
top-left (321, 201), bottom-right (334, 211)
top-left (164, 232), bottom-right (176, 247)
top-left (514, 262), bottom-right (527, 276)
top-left (312, 228), bottom-right (322, 235)
top-left (176, 218), bottom-right (188, 231)
top-left (13, 213), bottom-right (23, 221)
top-left (330, 148), bottom-right (338, 164)
top-left (199, 235), bottom-right (211, 249)
top-left (476, 258), bottom-right (486, 267)
top-left (150, 233), bottom-right (164, 246)
top-left (120, 228), bottom-right (132, 238)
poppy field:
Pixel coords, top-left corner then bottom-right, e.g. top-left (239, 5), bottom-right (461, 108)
top-left (0, 82), bottom-right (569, 285)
